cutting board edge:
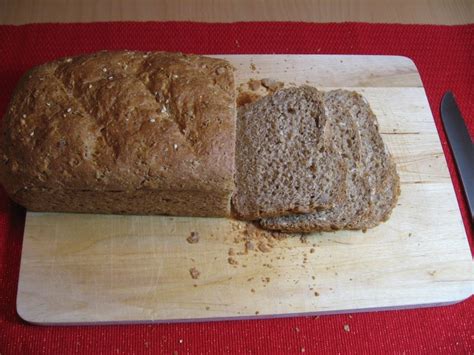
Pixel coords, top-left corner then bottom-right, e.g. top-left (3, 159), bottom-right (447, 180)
top-left (16, 292), bottom-right (473, 326)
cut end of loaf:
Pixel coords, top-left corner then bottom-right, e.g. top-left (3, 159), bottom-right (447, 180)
top-left (232, 86), bottom-right (347, 220)
top-left (258, 89), bottom-right (400, 233)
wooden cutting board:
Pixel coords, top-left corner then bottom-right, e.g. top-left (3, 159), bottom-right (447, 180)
top-left (16, 55), bottom-right (474, 325)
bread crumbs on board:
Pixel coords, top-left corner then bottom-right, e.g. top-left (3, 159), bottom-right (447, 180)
top-left (186, 231), bottom-right (200, 244)
top-left (258, 242), bottom-right (272, 253)
top-left (189, 267), bottom-right (200, 279)
top-left (236, 91), bottom-right (261, 107)
top-left (248, 79), bottom-right (261, 91)
top-left (261, 78), bottom-right (284, 92)
top-left (228, 257), bottom-right (239, 265)
top-left (245, 240), bottom-right (255, 251)
top-left (300, 235), bottom-right (308, 244)
top-left (236, 79), bottom-right (284, 107)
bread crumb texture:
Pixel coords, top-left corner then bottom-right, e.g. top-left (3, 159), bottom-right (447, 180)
top-left (233, 86), bottom-right (347, 220)
top-left (255, 88), bottom-right (400, 232)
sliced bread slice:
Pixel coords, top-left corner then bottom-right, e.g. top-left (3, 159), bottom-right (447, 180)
top-left (259, 90), bottom-right (400, 232)
top-left (345, 90), bottom-right (400, 229)
top-left (232, 86), bottom-right (347, 220)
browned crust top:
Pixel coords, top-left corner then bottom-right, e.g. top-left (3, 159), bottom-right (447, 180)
top-left (0, 51), bottom-right (236, 199)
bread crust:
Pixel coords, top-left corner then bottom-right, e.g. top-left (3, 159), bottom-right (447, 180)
top-left (0, 51), bottom-right (236, 216)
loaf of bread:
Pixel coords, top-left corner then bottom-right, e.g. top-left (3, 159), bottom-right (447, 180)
top-left (0, 51), bottom-right (236, 216)
top-left (0, 52), bottom-right (399, 232)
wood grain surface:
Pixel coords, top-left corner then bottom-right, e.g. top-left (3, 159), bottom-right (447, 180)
top-left (0, 0), bottom-right (472, 25)
top-left (17, 55), bottom-right (474, 325)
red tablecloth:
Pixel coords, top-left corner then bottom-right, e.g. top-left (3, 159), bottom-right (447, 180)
top-left (0, 22), bottom-right (472, 354)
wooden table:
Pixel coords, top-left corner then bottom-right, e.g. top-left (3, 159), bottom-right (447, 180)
top-left (0, 0), bottom-right (472, 25)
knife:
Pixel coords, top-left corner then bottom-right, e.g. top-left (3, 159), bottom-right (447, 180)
top-left (440, 92), bottom-right (474, 221)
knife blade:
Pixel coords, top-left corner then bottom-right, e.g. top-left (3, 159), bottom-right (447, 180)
top-left (440, 92), bottom-right (474, 221)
